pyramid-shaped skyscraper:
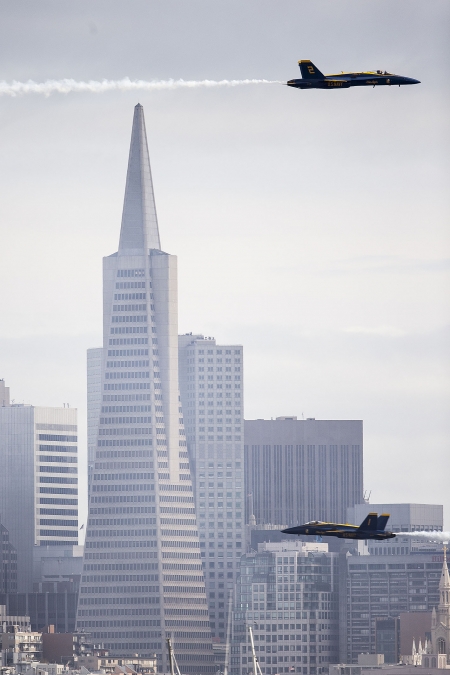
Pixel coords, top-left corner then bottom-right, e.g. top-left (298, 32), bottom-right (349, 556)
top-left (77, 105), bottom-right (214, 673)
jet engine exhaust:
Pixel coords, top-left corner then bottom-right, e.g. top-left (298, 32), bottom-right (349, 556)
top-left (0, 77), bottom-right (283, 97)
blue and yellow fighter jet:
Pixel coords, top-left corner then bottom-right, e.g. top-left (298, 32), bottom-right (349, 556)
top-left (282, 513), bottom-right (396, 540)
top-left (287, 60), bottom-right (420, 89)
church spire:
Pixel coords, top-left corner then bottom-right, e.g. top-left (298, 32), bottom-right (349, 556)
top-left (118, 103), bottom-right (161, 253)
top-left (439, 545), bottom-right (450, 608)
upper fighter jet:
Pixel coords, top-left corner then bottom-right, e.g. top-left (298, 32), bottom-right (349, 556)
top-left (287, 60), bottom-right (420, 89)
top-left (282, 512), bottom-right (396, 540)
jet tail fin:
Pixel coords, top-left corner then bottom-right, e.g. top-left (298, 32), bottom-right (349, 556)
top-left (299, 60), bottom-right (325, 79)
top-left (377, 514), bottom-right (390, 531)
top-left (358, 512), bottom-right (378, 531)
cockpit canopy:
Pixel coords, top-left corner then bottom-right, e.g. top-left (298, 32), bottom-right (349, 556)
top-left (304, 520), bottom-right (324, 525)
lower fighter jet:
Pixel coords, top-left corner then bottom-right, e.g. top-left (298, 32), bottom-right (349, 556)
top-left (287, 60), bottom-right (420, 89)
top-left (282, 512), bottom-right (396, 540)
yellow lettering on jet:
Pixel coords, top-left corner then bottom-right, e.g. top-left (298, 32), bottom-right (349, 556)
top-left (307, 65), bottom-right (315, 74)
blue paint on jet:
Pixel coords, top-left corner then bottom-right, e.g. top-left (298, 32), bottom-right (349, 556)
top-left (282, 513), bottom-right (396, 540)
top-left (287, 60), bottom-right (420, 89)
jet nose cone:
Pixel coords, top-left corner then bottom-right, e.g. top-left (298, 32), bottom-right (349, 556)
top-left (408, 78), bottom-right (421, 84)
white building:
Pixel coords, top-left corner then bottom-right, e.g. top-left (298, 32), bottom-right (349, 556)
top-left (178, 334), bottom-right (244, 640)
top-left (0, 383), bottom-right (78, 591)
top-left (76, 104), bottom-right (214, 673)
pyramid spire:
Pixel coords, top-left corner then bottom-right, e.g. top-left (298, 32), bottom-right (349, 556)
top-left (118, 103), bottom-right (161, 253)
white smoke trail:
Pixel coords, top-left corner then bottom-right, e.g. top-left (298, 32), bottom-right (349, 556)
top-left (0, 77), bottom-right (282, 97)
top-left (399, 531), bottom-right (450, 543)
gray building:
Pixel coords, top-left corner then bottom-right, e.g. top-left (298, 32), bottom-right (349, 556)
top-left (340, 549), bottom-right (444, 664)
top-left (232, 541), bottom-right (339, 675)
top-left (245, 417), bottom-right (363, 526)
top-left (0, 521), bottom-right (17, 593)
top-left (76, 104), bottom-right (214, 673)
top-left (347, 503), bottom-right (444, 556)
top-left (87, 347), bottom-right (103, 487)
top-left (0, 382), bottom-right (78, 591)
top-left (178, 334), bottom-right (244, 640)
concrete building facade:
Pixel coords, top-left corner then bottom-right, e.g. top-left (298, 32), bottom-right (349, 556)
top-left (178, 334), bottom-right (244, 640)
top-left (87, 347), bottom-right (103, 486)
top-left (76, 104), bottom-right (214, 673)
top-left (244, 417), bottom-right (363, 527)
top-left (231, 541), bottom-right (339, 675)
top-left (0, 522), bottom-right (18, 593)
top-left (0, 384), bottom-right (78, 591)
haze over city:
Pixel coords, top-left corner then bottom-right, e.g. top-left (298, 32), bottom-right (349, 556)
top-left (0, 0), bottom-right (449, 536)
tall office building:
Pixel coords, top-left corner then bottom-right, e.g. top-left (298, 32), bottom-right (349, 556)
top-left (178, 334), bottom-right (244, 640)
top-left (0, 381), bottom-right (78, 591)
top-left (245, 417), bottom-right (363, 526)
top-left (87, 347), bottom-right (103, 485)
top-left (76, 105), bottom-right (214, 673)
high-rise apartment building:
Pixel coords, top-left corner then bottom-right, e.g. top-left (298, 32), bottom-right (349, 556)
top-left (244, 417), bottom-right (363, 526)
top-left (0, 382), bottom-right (78, 591)
top-left (178, 334), bottom-right (244, 640)
top-left (76, 105), bottom-right (214, 673)
top-left (232, 541), bottom-right (339, 675)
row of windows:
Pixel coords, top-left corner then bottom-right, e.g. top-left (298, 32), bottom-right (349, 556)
top-left (40, 487), bottom-right (78, 495)
top-left (105, 371), bottom-right (150, 379)
top-left (113, 304), bottom-right (147, 311)
top-left (40, 508), bottom-right (78, 515)
top-left (107, 349), bottom-right (149, 357)
top-left (97, 438), bottom-right (152, 446)
top-left (83, 563), bottom-right (159, 571)
top-left (91, 484), bottom-right (155, 493)
top-left (39, 455), bottom-right (77, 463)
top-left (109, 336), bottom-right (149, 343)
top-left (89, 518), bottom-right (156, 526)
top-left (94, 472), bottom-right (154, 481)
top-left (39, 476), bottom-right (78, 484)
top-left (88, 528), bottom-right (156, 537)
top-left (39, 444), bottom-right (77, 453)
top-left (110, 327), bottom-right (148, 335)
top-left (101, 405), bottom-right (151, 412)
top-left (161, 530), bottom-right (199, 537)
top-left (113, 293), bottom-right (147, 301)
top-left (40, 519), bottom-right (78, 526)
top-left (115, 281), bottom-right (146, 289)
top-left (89, 506), bottom-right (155, 515)
top-left (117, 269), bottom-right (145, 277)
top-left (100, 416), bottom-right (152, 424)
top-left (111, 315), bottom-right (148, 323)
top-left (36, 423), bottom-right (77, 431)
top-left (39, 530), bottom-right (78, 537)
top-left (99, 428), bottom-right (152, 436)
top-left (106, 361), bottom-right (150, 369)
top-left (40, 497), bottom-right (78, 504)
top-left (39, 465), bottom-right (77, 474)
top-left (104, 382), bottom-right (151, 390)
top-left (94, 462), bottom-right (153, 471)
top-left (86, 541), bottom-right (157, 549)
top-left (163, 586), bottom-right (205, 594)
top-left (81, 585), bottom-right (159, 594)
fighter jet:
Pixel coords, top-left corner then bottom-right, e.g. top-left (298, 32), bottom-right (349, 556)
top-left (287, 60), bottom-right (420, 89)
top-left (282, 513), bottom-right (396, 540)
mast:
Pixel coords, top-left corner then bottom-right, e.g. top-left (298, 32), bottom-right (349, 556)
top-left (248, 626), bottom-right (263, 675)
top-left (223, 592), bottom-right (233, 675)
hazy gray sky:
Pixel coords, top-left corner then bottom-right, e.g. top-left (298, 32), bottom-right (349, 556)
top-left (0, 1), bottom-right (449, 530)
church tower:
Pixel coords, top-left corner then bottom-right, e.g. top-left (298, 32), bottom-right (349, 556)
top-left (76, 105), bottom-right (214, 674)
top-left (431, 546), bottom-right (450, 661)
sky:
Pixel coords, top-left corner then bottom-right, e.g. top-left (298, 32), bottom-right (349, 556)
top-left (0, 1), bottom-right (449, 531)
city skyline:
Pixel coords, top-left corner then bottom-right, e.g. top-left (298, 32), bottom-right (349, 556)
top-left (0, 2), bottom-right (449, 529)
